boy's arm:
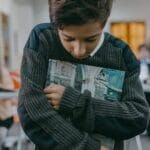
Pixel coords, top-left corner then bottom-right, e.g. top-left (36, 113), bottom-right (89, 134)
top-left (58, 47), bottom-right (149, 140)
top-left (18, 29), bottom-right (100, 150)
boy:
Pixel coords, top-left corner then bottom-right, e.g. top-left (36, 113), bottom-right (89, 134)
top-left (18, 0), bottom-right (149, 150)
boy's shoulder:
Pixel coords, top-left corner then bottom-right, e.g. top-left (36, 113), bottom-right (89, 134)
top-left (25, 23), bottom-right (55, 50)
top-left (104, 32), bottom-right (128, 50)
top-left (32, 23), bottom-right (54, 35)
top-left (103, 32), bottom-right (140, 71)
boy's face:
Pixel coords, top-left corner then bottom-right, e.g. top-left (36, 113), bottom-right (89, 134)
top-left (58, 21), bottom-right (103, 59)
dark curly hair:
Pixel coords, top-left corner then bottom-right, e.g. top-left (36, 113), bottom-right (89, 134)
top-left (48, 0), bottom-right (113, 29)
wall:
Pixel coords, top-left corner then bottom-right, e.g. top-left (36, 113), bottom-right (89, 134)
top-left (0, 0), bottom-right (34, 70)
top-left (0, 0), bottom-right (12, 14)
top-left (13, 0), bottom-right (34, 67)
top-left (32, 0), bottom-right (49, 26)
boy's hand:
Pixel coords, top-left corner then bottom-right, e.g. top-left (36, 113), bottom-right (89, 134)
top-left (100, 145), bottom-right (110, 150)
top-left (44, 84), bottom-right (65, 109)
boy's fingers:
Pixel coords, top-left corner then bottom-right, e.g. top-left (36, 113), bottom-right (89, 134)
top-left (43, 83), bottom-right (56, 93)
top-left (48, 99), bottom-right (60, 106)
top-left (51, 100), bottom-right (60, 105)
top-left (100, 145), bottom-right (110, 150)
top-left (44, 86), bottom-right (52, 93)
top-left (45, 93), bottom-right (60, 100)
top-left (53, 105), bottom-right (59, 110)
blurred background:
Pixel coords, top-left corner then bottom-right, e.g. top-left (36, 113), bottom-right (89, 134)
top-left (0, 0), bottom-right (150, 150)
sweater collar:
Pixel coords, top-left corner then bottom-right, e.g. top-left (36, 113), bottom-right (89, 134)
top-left (90, 32), bottom-right (104, 57)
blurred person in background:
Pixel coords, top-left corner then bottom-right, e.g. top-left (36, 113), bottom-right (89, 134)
top-left (138, 43), bottom-right (150, 136)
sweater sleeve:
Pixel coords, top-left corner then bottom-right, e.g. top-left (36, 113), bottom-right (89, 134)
top-left (17, 28), bottom-right (100, 150)
top-left (59, 47), bottom-right (149, 140)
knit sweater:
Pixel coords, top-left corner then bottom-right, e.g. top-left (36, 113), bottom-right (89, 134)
top-left (18, 23), bottom-right (149, 150)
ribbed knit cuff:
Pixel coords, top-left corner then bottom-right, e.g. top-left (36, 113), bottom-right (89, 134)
top-left (59, 86), bottom-right (81, 115)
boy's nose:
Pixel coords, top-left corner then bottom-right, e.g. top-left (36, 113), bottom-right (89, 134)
top-left (71, 42), bottom-right (86, 58)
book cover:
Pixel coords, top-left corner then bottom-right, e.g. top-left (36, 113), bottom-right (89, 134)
top-left (46, 59), bottom-right (125, 150)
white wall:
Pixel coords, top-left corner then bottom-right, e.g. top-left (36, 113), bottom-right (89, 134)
top-left (0, 0), bottom-right (34, 70)
top-left (12, 1), bottom-right (34, 69)
top-left (32, 0), bottom-right (49, 26)
top-left (0, 0), bottom-right (13, 14)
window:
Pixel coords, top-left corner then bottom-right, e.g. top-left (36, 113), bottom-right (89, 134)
top-left (111, 22), bottom-right (145, 57)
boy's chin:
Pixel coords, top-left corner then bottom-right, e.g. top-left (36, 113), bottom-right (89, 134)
top-left (72, 55), bottom-right (90, 59)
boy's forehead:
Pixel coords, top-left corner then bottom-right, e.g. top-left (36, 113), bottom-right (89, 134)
top-left (59, 22), bottom-right (102, 38)
top-left (60, 21), bottom-right (102, 31)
